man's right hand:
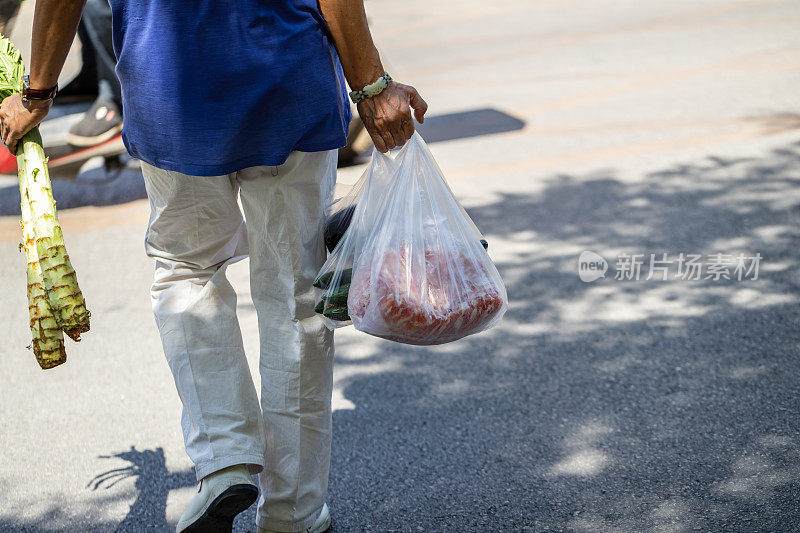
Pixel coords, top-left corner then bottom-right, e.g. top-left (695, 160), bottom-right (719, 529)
top-left (357, 81), bottom-right (427, 153)
top-left (0, 94), bottom-right (51, 154)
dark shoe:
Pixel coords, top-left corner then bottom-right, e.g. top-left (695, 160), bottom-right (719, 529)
top-left (66, 96), bottom-right (122, 147)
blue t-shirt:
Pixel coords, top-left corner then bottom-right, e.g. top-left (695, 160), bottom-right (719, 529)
top-left (108, 1), bottom-right (352, 176)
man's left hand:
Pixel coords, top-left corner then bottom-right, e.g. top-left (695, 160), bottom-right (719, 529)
top-left (357, 82), bottom-right (427, 153)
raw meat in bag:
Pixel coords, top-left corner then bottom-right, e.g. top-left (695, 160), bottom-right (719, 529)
top-left (347, 132), bottom-right (507, 344)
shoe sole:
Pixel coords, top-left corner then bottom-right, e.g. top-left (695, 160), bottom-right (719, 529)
top-left (179, 484), bottom-right (259, 533)
top-left (315, 513), bottom-right (332, 533)
top-left (309, 505), bottom-right (332, 533)
top-left (65, 123), bottom-right (123, 147)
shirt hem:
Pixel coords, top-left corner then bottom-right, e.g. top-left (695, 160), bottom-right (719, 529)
top-left (123, 133), bottom-right (348, 177)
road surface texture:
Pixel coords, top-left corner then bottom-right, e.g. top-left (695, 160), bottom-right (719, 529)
top-left (1, 0), bottom-right (800, 531)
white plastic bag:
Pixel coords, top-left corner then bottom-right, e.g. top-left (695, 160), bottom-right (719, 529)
top-left (314, 132), bottom-right (507, 345)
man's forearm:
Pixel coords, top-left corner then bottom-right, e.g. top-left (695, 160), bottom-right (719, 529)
top-left (318, 0), bottom-right (384, 89)
top-left (29, 0), bottom-right (86, 89)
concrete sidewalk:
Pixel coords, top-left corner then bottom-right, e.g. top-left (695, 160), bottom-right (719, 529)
top-left (1, 1), bottom-right (799, 531)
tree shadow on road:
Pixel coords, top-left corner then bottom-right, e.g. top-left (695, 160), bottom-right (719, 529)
top-left (87, 447), bottom-right (195, 533)
top-left (0, 447), bottom-right (197, 532)
top-left (328, 140), bottom-right (800, 532)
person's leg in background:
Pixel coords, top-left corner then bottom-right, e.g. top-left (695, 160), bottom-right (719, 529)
top-left (140, 162), bottom-right (268, 531)
top-left (67, 0), bottom-right (123, 146)
top-left (237, 151), bottom-right (337, 533)
top-left (0, 0), bottom-right (21, 35)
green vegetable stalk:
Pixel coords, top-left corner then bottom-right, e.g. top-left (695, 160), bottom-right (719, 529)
top-left (19, 177), bottom-right (66, 368)
top-left (19, 129), bottom-right (90, 339)
top-left (1, 35), bottom-right (89, 367)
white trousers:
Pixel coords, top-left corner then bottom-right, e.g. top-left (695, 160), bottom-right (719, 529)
top-left (141, 150), bottom-right (337, 532)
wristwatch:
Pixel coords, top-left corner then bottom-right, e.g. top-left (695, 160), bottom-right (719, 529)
top-left (21, 75), bottom-right (58, 101)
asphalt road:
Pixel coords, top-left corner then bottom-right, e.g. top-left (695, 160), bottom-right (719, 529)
top-left (1, 1), bottom-right (800, 532)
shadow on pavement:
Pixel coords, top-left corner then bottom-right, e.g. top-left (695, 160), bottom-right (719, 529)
top-left (87, 447), bottom-right (195, 533)
top-left (327, 141), bottom-right (800, 531)
top-left (0, 447), bottom-right (195, 533)
top-left (416, 107), bottom-right (525, 144)
top-left (0, 446), bottom-right (266, 532)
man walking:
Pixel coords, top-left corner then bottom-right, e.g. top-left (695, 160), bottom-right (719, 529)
top-left (0, 1), bottom-right (426, 531)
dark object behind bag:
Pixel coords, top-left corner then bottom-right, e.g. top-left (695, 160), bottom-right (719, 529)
top-left (324, 205), bottom-right (356, 253)
top-left (323, 203), bottom-right (488, 253)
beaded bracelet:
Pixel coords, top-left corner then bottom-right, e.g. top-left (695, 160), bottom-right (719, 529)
top-left (349, 72), bottom-right (392, 104)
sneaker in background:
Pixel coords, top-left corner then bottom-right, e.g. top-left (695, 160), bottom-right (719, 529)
top-left (66, 96), bottom-right (123, 147)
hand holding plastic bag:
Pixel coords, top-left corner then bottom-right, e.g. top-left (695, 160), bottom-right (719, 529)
top-left (315, 133), bottom-right (507, 344)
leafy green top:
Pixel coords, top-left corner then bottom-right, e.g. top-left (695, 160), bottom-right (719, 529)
top-left (0, 34), bottom-right (24, 102)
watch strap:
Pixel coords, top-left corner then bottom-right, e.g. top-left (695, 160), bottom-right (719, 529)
top-left (22, 75), bottom-right (58, 101)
